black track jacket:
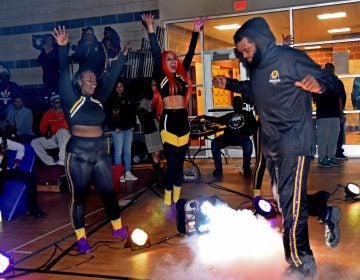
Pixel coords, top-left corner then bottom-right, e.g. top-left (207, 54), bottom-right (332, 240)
top-left (225, 17), bottom-right (337, 159)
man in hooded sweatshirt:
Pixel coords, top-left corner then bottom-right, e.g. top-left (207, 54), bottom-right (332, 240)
top-left (213, 17), bottom-right (338, 279)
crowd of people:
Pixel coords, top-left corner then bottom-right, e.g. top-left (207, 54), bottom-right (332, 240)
top-left (0, 13), bottom-right (356, 278)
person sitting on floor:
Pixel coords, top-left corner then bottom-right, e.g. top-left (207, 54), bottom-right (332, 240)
top-left (31, 92), bottom-right (70, 166)
top-left (0, 131), bottom-right (46, 217)
top-left (196, 95), bottom-right (257, 177)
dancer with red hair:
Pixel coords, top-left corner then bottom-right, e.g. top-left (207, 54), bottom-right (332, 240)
top-left (141, 13), bottom-right (207, 218)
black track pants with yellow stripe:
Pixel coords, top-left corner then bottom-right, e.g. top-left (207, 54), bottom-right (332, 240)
top-left (267, 156), bottom-right (315, 268)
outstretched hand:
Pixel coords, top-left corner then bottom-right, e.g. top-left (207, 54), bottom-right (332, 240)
top-left (52, 26), bottom-right (69, 46)
top-left (122, 41), bottom-right (131, 56)
top-left (282, 34), bottom-right (294, 46)
top-left (141, 13), bottom-right (155, 31)
top-left (294, 75), bottom-right (323, 93)
top-left (213, 75), bottom-right (227, 89)
top-left (194, 16), bottom-right (208, 32)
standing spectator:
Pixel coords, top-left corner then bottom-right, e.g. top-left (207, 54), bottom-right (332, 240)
top-left (101, 26), bottom-right (121, 73)
top-left (6, 96), bottom-right (35, 143)
top-left (137, 79), bottom-right (163, 180)
top-left (106, 79), bottom-right (138, 183)
top-left (0, 134), bottom-right (46, 217)
top-left (0, 64), bottom-right (22, 129)
top-left (30, 92), bottom-right (70, 166)
top-left (312, 63), bottom-right (341, 168)
top-left (351, 77), bottom-right (360, 133)
top-left (71, 27), bottom-right (106, 80)
top-left (36, 34), bottom-right (60, 95)
top-left (331, 65), bottom-right (348, 160)
top-left (53, 26), bottom-right (130, 254)
top-left (196, 96), bottom-right (256, 178)
top-left (141, 13), bottom-right (208, 218)
top-left (213, 17), bottom-right (337, 278)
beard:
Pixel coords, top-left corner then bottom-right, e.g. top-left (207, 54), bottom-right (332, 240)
top-left (245, 47), bottom-right (262, 70)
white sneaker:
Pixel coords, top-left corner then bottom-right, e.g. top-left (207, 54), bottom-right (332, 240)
top-left (125, 171), bottom-right (138, 181)
top-left (120, 176), bottom-right (125, 183)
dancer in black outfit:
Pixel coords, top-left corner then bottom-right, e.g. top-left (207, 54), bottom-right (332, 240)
top-left (53, 26), bottom-right (130, 254)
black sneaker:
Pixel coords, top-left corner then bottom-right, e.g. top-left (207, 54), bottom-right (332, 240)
top-left (335, 154), bottom-right (348, 160)
top-left (324, 205), bottom-right (341, 248)
top-left (328, 158), bottom-right (340, 167)
top-left (212, 168), bottom-right (223, 176)
top-left (318, 159), bottom-right (331, 168)
top-left (283, 262), bottom-right (317, 279)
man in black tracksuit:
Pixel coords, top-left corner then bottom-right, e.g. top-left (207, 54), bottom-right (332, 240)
top-left (213, 17), bottom-right (338, 278)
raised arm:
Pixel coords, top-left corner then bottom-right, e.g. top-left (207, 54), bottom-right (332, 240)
top-left (53, 26), bottom-right (77, 110)
top-left (182, 16), bottom-right (208, 71)
top-left (95, 42), bottom-right (131, 102)
top-left (141, 13), bottom-right (162, 78)
top-left (213, 75), bottom-right (254, 104)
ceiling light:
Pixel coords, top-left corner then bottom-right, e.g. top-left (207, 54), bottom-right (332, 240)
top-left (317, 12), bottom-right (346, 20)
top-left (214, 24), bottom-right (241, 30)
top-left (304, 46), bottom-right (322, 50)
top-left (328, 27), bottom-right (351, 34)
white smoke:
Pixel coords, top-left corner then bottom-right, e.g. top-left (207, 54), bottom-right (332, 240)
top-left (151, 203), bottom-right (284, 280)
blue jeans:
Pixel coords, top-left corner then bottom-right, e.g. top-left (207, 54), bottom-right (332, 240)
top-left (211, 134), bottom-right (253, 171)
top-left (112, 129), bottom-right (133, 172)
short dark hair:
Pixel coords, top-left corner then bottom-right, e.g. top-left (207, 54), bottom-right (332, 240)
top-left (325, 62), bottom-right (335, 71)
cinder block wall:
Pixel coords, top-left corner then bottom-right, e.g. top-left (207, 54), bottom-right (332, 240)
top-left (0, 0), bottom-right (158, 88)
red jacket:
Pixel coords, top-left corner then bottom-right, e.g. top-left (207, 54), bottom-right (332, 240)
top-left (39, 109), bottom-right (68, 136)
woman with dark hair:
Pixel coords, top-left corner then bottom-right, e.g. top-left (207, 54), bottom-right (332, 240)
top-left (53, 26), bottom-right (130, 254)
top-left (141, 13), bottom-right (207, 218)
top-left (106, 78), bottom-right (138, 183)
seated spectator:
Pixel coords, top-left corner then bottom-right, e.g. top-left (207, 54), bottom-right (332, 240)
top-left (0, 63), bottom-right (22, 129)
top-left (0, 132), bottom-right (46, 217)
top-left (36, 34), bottom-right (60, 95)
top-left (5, 96), bottom-right (35, 143)
top-left (196, 96), bottom-right (257, 177)
top-left (31, 92), bottom-right (70, 166)
top-left (71, 26), bottom-right (106, 80)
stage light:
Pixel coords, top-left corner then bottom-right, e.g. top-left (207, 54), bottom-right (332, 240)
top-left (125, 228), bottom-right (151, 251)
top-left (344, 183), bottom-right (360, 200)
top-left (176, 195), bottom-right (226, 235)
top-left (0, 251), bottom-right (13, 275)
top-left (253, 196), bottom-right (277, 218)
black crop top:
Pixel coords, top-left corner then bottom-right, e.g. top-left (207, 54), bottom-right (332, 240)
top-left (58, 46), bottom-right (127, 128)
top-left (148, 31), bottom-right (199, 99)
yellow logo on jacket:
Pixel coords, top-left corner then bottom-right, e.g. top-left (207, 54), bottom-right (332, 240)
top-left (269, 70), bottom-right (281, 84)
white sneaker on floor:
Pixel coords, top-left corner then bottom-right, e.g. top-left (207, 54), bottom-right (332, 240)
top-left (120, 176), bottom-right (125, 183)
top-left (125, 171), bottom-right (138, 181)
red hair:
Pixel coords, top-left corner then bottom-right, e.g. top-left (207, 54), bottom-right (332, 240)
top-left (151, 85), bottom-right (163, 120)
top-left (161, 51), bottom-right (193, 106)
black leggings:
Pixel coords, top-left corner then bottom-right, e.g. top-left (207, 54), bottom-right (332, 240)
top-left (65, 136), bottom-right (120, 230)
top-left (163, 142), bottom-right (188, 190)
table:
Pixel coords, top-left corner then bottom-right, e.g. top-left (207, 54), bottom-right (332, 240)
top-left (183, 125), bottom-right (226, 181)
